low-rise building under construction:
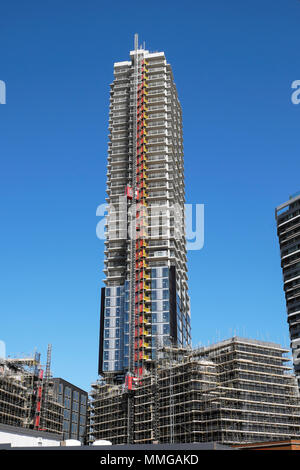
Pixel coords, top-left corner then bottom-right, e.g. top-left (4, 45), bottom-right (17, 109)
top-left (89, 337), bottom-right (300, 445)
top-left (0, 352), bottom-right (63, 435)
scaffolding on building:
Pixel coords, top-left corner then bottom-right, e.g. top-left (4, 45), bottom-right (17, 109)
top-left (0, 350), bottom-right (63, 435)
top-left (89, 337), bottom-right (300, 446)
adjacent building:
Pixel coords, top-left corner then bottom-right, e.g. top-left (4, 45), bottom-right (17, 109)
top-left (99, 36), bottom-right (191, 381)
top-left (275, 191), bottom-right (300, 386)
top-left (52, 378), bottom-right (88, 444)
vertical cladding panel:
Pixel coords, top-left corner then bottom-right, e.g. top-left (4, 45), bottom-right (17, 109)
top-left (98, 287), bottom-right (106, 375)
top-left (169, 265), bottom-right (178, 344)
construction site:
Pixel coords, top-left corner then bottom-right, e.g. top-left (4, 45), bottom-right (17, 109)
top-left (89, 337), bottom-right (300, 446)
top-left (0, 345), bottom-right (63, 435)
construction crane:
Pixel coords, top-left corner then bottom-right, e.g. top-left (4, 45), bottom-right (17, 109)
top-left (37, 344), bottom-right (52, 431)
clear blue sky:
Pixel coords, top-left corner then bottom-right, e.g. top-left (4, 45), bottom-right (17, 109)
top-left (1, 0), bottom-right (300, 391)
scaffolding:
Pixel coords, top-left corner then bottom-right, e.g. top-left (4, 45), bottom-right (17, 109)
top-left (89, 337), bottom-right (300, 445)
top-left (89, 379), bottom-right (129, 444)
top-left (0, 351), bottom-right (63, 435)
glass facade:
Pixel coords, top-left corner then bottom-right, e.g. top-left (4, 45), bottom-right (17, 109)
top-left (102, 266), bottom-right (191, 373)
top-left (53, 378), bottom-right (88, 444)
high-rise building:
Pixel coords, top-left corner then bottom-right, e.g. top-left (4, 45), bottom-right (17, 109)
top-left (276, 191), bottom-right (300, 386)
top-left (98, 36), bottom-right (191, 381)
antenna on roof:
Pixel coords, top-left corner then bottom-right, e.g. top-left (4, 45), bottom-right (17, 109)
top-left (134, 33), bottom-right (138, 51)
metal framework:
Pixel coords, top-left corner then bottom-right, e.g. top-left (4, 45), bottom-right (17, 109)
top-left (89, 337), bottom-right (300, 446)
top-left (0, 352), bottom-right (63, 435)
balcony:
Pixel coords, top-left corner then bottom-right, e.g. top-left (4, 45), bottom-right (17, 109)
top-left (110, 157), bottom-right (128, 164)
top-left (146, 146), bottom-right (168, 155)
top-left (148, 105), bottom-right (167, 113)
top-left (148, 250), bottom-right (168, 259)
top-left (148, 181), bottom-right (169, 191)
top-left (147, 81), bottom-right (166, 91)
top-left (147, 129), bottom-right (168, 137)
top-left (147, 190), bottom-right (169, 199)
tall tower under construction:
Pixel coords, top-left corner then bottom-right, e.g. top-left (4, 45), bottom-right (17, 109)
top-left (276, 191), bottom-right (300, 387)
top-left (98, 36), bottom-right (191, 381)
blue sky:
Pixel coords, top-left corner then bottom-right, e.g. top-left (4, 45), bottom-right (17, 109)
top-left (0, 0), bottom-right (300, 391)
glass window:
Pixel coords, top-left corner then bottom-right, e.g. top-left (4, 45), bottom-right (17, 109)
top-left (73, 401), bottom-right (79, 412)
top-left (162, 278), bottom-right (169, 288)
top-left (152, 268), bottom-right (157, 278)
top-left (163, 324), bottom-right (170, 334)
top-left (79, 426), bottom-right (85, 437)
top-left (104, 351), bottom-right (109, 360)
top-left (163, 312), bottom-right (169, 322)
top-left (106, 288), bottom-right (111, 297)
top-left (151, 280), bottom-right (157, 289)
top-left (105, 298), bottom-right (110, 307)
top-left (72, 412), bottom-right (78, 423)
top-left (64, 409), bottom-right (70, 420)
top-left (151, 291), bottom-right (157, 300)
top-left (103, 362), bottom-right (108, 371)
top-left (63, 421), bottom-right (69, 432)
top-left (151, 302), bottom-right (157, 312)
top-left (104, 340), bottom-right (109, 349)
top-left (163, 301), bottom-right (169, 311)
top-left (65, 387), bottom-right (71, 398)
top-left (162, 267), bottom-right (168, 278)
top-left (64, 398), bottom-right (70, 409)
top-left (163, 290), bottom-right (169, 299)
top-left (80, 415), bottom-right (86, 425)
top-left (80, 395), bottom-right (87, 405)
top-left (105, 319), bottom-right (110, 328)
top-left (72, 423), bottom-right (77, 434)
top-left (105, 308), bottom-right (110, 317)
top-left (80, 404), bottom-right (86, 415)
top-left (152, 325), bottom-right (157, 334)
top-left (59, 384), bottom-right (63, 394)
